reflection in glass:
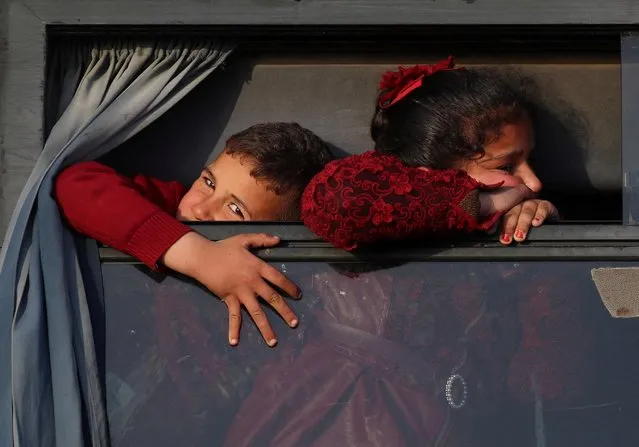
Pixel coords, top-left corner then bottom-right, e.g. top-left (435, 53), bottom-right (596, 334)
top-left (103, 262), bottom-right (639, 447)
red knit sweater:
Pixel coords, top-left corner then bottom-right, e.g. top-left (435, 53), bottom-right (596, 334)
top-left (54, 161), bottom-right (191, 270)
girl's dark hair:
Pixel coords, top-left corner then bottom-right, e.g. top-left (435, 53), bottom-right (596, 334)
top-left (371, 67), bottom-right (537, 168)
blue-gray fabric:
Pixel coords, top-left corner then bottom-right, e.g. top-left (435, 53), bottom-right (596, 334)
top-left (0, 39), bottom-right (233, 447)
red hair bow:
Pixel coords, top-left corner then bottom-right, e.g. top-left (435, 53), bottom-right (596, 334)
top-left (378, 56), bottom-right (457, 108)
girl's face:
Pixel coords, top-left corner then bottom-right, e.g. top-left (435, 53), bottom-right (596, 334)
top-left (458, 117), bottom-right (542, 193)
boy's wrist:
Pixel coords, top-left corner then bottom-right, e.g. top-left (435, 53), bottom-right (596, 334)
top-left (161, 231), bottom-right (210, 279)
top-left (124, 211), bottom-right (192, 270)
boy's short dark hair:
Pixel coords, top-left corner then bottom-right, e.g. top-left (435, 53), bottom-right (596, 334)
top-left (225, 122), bottom-right (334, 220)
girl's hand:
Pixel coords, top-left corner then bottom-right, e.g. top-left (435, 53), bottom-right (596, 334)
top-left (478, 184), bottom-right (534, 217)
top-left (500, 199), bottom-right (559, 245)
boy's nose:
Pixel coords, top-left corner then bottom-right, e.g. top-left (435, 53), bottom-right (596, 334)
top-left (191, 206), bottom-right (214, 221)
top-left (191, 198), bottom-right (219, 222)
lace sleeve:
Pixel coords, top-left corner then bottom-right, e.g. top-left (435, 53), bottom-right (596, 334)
top-left (301, 151), bottom-right (502, 250)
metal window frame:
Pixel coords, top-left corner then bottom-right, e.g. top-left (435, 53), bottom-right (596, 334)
top-left (99, 222), bottom-right (639, 263)
top-left (16, 1), bottom-right (639, 26)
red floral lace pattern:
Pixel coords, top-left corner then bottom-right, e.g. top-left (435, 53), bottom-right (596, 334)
top-left (302, 151), bottom-right (502, 250)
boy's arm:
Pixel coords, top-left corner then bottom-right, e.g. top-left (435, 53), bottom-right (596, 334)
top-left (301, 151), bottom-right (530, 250)
top-left (56, 161), bottom-right (302, 346)
top-left (55, 161), bottom-right (191, 270)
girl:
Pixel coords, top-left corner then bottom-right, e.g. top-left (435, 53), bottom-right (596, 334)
top-left (217, 59), bottom-right (596, 446)
top-left (302, 56), bottom-right (558, 249)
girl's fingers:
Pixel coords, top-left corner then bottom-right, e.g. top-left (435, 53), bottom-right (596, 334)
top-left (501, 205), bottom-right (522, 245)
top-left (513, 200), bottom-right (539, 242)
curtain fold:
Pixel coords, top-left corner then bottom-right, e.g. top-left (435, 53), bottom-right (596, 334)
top-left (0, 38), bottom-right (234, 447)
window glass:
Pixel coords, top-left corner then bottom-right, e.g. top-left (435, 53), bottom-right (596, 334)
top-left (103, 261), bottom-right (639, 447)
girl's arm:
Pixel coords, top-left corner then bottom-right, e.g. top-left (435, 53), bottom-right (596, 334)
top-left (301, 151), bottom-right (517, 250)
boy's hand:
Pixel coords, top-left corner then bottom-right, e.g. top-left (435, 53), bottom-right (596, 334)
top-left (499, 199), bottom-right (559, 245)
top-left (162, 232), bottom-right (301, 347)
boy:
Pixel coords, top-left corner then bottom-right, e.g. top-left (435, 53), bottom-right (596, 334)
top-left (55, 122), bottom-right (335, 347)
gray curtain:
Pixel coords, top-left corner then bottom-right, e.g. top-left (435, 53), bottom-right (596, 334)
top-left (0, 39), bottom-right (234, 447)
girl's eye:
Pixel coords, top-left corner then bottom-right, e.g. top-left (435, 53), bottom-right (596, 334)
top-left (496, 163), bottom-right (514, 173)
top-left (203, 177), bottom-right (215, 189)
top-left (229, 203), bottom-right (245, 219)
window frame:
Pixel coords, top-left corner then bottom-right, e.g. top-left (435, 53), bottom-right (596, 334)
top-left (99, 222), bottom-right (639, 263)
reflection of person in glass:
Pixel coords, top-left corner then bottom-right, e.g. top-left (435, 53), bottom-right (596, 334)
top-left (221, 60), bottom-right (595, 446)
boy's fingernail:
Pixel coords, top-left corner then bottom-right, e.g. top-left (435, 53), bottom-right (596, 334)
top-left (290, 319), bottom-right (298, 327)
top-left (515, 230), bottom-right (525, 240)
top-left (501, 234), bottom-right (511, 243)
top-left (533, 218), bottom-right (541, 225)
top-left (230, 338), bottom-right (238, 346)
top-left (268, 338), bottom-right (277, 347)
top-left (297, 290), bottom-right (303, 299)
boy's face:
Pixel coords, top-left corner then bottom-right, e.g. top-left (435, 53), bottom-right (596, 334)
top-left (177, 151), bottom-right (291, 222)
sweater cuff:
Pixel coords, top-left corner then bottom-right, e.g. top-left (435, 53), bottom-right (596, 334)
top-left (126, 211), bottom-right (192, 270)
top-left (458, 189), bottom-right (481, 220)
top-left (456, 189), bottom-right (503, 232)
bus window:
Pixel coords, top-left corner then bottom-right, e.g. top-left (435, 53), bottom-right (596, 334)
top-left (103, 259), bottom-right (639, 447)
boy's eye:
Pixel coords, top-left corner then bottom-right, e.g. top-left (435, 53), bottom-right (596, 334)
top-left (228, 203), bottom-right (245, 219)
top-left (203, 177), bottom-right (215, 189)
